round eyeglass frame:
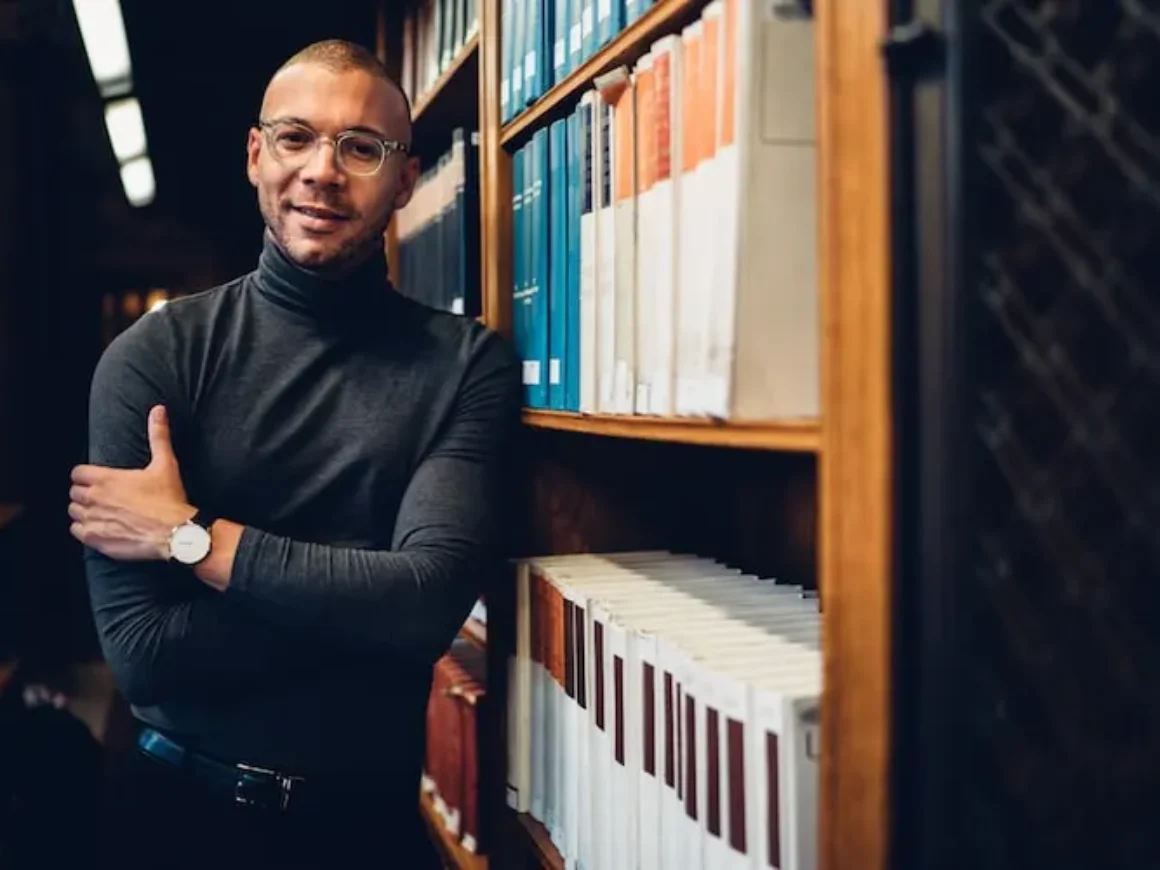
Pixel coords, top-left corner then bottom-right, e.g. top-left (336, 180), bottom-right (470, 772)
top-left (257, 119), bottom-right (410, 177)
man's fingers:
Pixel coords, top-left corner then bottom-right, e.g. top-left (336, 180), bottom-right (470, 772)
top-left (147, 405), bottom-right (177, 469)
top-left (70, 464), bottom-right (107, 485)
top-left (68, 501), bottom-right (85, 522)
top-left (69, 484), bottom-right (91, 506)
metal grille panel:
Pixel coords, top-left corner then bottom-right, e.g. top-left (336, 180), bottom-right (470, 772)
top-left (964, 1), bottom-right (1160, 866)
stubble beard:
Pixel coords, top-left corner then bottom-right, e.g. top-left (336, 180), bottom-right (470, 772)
top-left (261, 191), bottom-right (394, 276)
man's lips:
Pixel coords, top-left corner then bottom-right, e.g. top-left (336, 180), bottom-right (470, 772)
top-left (291, 205), bottom-right (351, 221)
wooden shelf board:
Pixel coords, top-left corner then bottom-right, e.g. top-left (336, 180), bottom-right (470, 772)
top-left (419, 788), bottom-right (488, 870)
top-left (501, 0), bottom-right (708, 146)
top-left (512, 811), bottom-right (564, 870)
top-left (522, 410), bottom-right (821, 452)
top-left (412, 32), bottom-right (481, 124)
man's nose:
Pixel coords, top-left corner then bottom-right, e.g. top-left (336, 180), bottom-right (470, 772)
top-left (301, 139), bottom-right (344, 185)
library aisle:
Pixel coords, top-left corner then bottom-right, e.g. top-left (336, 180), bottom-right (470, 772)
top-left (380, 0), bottom-right (890, 868)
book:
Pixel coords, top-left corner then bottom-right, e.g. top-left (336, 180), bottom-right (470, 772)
top-left (507, 552), bottom-right (822, 870)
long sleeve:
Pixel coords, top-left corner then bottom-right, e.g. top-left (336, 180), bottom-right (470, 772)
top-left (225, 333), bottom-right (523, 663)
top-left (84, 319), bottom-right (337, 707)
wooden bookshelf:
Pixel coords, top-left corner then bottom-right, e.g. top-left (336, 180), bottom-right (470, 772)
top-left (510, 810), bottom-right (564, 870)
top-left (419, 789), bottom-right (488, 870)
top-left (500, 0), bottom-right (707, 148)
top-left (412, 32), bottom-right (481, 124)
top-left (379, 2), bottom-right (897, 869)
top-left (522, 409), bottom-right (822, 452)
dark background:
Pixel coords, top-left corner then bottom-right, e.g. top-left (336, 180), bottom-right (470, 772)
top-left (0, 0), bottom-right (382, 666)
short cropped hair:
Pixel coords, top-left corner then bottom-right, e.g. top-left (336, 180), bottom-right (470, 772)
top-left (276, 39), bottom-right (413, 127)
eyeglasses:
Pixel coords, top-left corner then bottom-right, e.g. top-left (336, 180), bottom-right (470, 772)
top-left (257, 119), bottom-right (409, 177)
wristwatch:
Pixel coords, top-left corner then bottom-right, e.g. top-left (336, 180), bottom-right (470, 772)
top-left (167, 509), bottom-right (216, 566)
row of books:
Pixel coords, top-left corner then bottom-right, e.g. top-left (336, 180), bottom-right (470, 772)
top-left (501, 0), bottom-right (658, 124)
top-left (395, 128), bottom-right (482, 317)
top-left (424, 636), bottom-right (489, 854)
top-left (510, 0), bottom-right (819, 419)
top-left (400, 0), bottom-right (480, 109)
top-left (507, 551), bottom-right (821, 870)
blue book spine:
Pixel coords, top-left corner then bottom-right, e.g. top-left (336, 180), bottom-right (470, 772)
top-left (531, 128), bottom-right (551, 409)
top-left (511, 148), bottom-right (534, 405)
top-left (564, 110), bottom-right (582, 411)
top-left (524, 0), bottom-right (540, 106)
top-left (596, 0), bottom-right (611, 48)
top-left (611, 0), bottom-right (625, 40)
top-left (581, 0), bottom-right (596, 61)
top-left (547, 120), bottom-right (568, 410)
top-left (531, 135), bottom-right (547, 408)
top-left (624, 0), bottom-right (640, 26)
top-left (568, 0), bottom-right (582, 75)
top-left (501, 0), bottom-right (512, 122)
top-left (553, 0), bottom-right (569, 84)
top-left (511, 0), bottom-right (525, 119)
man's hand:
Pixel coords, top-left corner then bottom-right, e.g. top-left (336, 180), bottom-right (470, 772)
top-left (69, 405), bottom-right (196, 562)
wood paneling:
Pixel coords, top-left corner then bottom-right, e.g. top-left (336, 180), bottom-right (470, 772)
top-left (816, 2), bottom-right (894, 870)
top-left (479, 0), bottom-right (511, 337)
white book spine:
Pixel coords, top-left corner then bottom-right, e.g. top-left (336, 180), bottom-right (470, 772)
top-left (507, 563), bottom-right (532, 812)
top-left (590, 603), bottom-right (614, 870)
top-left (649, 36), bottom-right (682, 417)
top-left (675, 22), bottom-right (705, 418)
top-left (682, 657), bottom-right (704, 870)
top-left (612, 76), bottom-right (638, 416)
top-left (579, 93), bottom-right (600, 414)
top-left (608, 618), bottom-right (632, 866)
top-left (595, 96), bottom-right (618, 413)
top-left (637, 631), bottom-right (662, 870)
top-left (530, 569), bottom-right (546, 824)
top-left (576, 595), bottom-right (592, 870)
top-left (787, 691), bottom-right (821, 870)
top-left (658, 635), bottom-right (684, 870)
top-left (717, 671), bottom-right (752, 870)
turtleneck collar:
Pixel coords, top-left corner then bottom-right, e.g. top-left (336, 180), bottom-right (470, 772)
top-left (253, 231), bottom-right (395, 325)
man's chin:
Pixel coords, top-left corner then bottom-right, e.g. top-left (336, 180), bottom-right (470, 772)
top-left (282, 236), bottom-right (351, 271)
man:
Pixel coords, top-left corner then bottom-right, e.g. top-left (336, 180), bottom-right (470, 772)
top-left (69, 39), bottom-right (520, 869)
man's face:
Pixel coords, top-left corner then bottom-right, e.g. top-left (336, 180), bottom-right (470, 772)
top-left (246, 63), bottom-right (418, 272)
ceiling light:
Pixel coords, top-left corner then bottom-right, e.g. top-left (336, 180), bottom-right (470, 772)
top-left (119, 155), bottom-right (155, 207)
top-left (104, 97), bottom-right (147, 162)
top-left (72, 0), bottom-right (133, 97)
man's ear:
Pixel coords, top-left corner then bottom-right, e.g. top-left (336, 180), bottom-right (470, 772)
top-left (392, 156), bottom-right (421, 211)
top-left (245, 128), bottom-right (262, 188)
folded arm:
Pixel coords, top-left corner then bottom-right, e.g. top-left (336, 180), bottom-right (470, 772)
top-left (213, 335), bottom-right (522, 664)
top-left (83, 322), bottom-right (339, 707)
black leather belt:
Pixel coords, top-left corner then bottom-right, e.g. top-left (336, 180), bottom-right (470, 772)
top-left (137, 727), bottom-right (306, 813)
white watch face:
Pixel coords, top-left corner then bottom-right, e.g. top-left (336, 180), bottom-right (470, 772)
top-left (170, 523), bottom-right (211, 565)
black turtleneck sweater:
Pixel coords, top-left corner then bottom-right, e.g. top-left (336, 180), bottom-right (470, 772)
top-left (83, 235), bottom-right (521, 780)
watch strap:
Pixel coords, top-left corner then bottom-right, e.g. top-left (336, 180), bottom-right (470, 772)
top-left (189, 509), bottom-right (218, 532)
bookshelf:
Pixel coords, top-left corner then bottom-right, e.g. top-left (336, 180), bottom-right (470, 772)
top-left (378, 1), bottom-right (894, 869)
top-left (522, 409), bottom-right (821, 452)
top-left (499, 0), bottom-right (707, 147)
top-left (412, 32), bottom-right (481, 124)
top-left (420, 789), bottom-right (489, 870)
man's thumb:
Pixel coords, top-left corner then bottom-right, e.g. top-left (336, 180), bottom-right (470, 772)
top-left (147, 405), bottom-right (175, 466)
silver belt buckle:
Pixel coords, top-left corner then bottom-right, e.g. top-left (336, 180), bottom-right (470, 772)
top-left (234, 762), bottom-right (303, 811)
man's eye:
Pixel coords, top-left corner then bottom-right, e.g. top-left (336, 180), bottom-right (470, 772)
top-left (277, 132), bottom-right (312, 149)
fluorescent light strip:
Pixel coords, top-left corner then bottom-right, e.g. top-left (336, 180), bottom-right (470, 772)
top-left (72, 0), bottom-right (134, 97)
top-left (120, 156), bottom-right (155, 207)
top-left (104, 97), bottom-right (147, 162)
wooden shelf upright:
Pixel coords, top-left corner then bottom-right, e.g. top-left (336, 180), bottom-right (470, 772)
top-left (377, 1), bottom-right (895, 869)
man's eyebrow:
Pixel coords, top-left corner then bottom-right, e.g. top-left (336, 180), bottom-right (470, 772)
top-left (265, 116), bottom-right (397, 141)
